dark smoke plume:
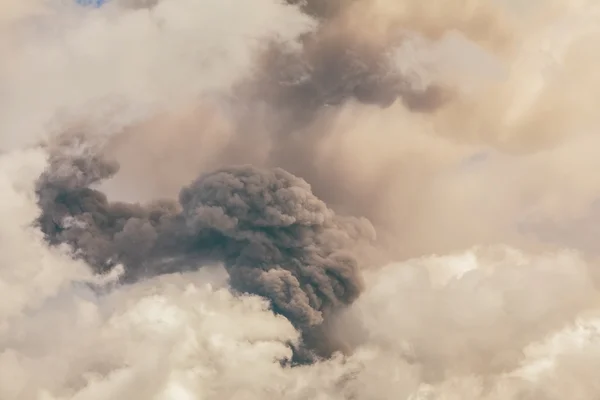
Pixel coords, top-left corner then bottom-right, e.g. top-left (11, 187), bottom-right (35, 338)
top-left (241, 28), bottom-right (448, 119)
top-left (214, 19), bottom-right (448, 230)
top-left (35, 135), bottom-right (374, 361)
top-left (102, 0), bottom-right (454, 244)
top-left (36, 135), bottom-right (184, 276)
top-left (228, 0), bottom-right (449, 148)
top-left (285, 0), bottom-right (348, 19)
top-left (194, 1), bottom-right (450, 233)
top-left (117, 0), bottom-right (448, 113)
top-left (179, 165), bottom-right (373, 329)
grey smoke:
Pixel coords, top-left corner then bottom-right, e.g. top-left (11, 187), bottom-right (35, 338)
top-left (35, 136), bottom-right (374, 361)
top-left (100, 0), bottom-right (457, 246)
top-left (110, 0), bottom-right (448, 112)
top-left (285, 0), bottom-right (348, 19)
top-left (179, 165), bottom-right (373, 328)
top-left (239, 26), bottom-right (448, 118)
top-left (275, 0), bottom-right (449, 111)
top-left (213, 24), bottom-right (449, 231)
top-left (36, 135), bottom-right (182, 275)
top-left (226, 0), bottom-right (450, 158)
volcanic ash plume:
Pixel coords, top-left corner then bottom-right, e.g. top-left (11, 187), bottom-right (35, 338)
top-left (35, 138), bottom-right (374, 359)
top-left (36, 137), bottom-right (182, 276)
top-left (8, 0), bottom-right (600, 398)
top-left (179, 165), bottom-right (373, 330)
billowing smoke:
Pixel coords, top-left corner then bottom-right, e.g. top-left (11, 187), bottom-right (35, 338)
top-left (6, 0), bottom-right (600, 398)
top-left (35, 134), bottom-right (374, 361)
top-left (242, 25), bottom-right (449, 114)
top-left (93, 0), bottom-right (513, 254)
top-left (36, 135), bottom-right (181, 276)
top-left (178, 165), bottom-right (372, 329)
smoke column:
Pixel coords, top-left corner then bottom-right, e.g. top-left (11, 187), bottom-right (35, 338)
top-left (35, 133), bottom-right (374, 361)
top-left (5, 0), bottom-right (600, 399)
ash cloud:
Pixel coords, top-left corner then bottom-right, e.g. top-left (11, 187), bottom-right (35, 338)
top-left (243, 29), bottom-right (449, 115)
top-left (35, 136), bottom-right (374, 361)
top-left (7, 0), bottom-right (600, 398)
top-left (36, 136), bottom-right (182, 276)
top-left (179, 165), bottom-right (373, 329)
top-left (98, 0), bottom-right (513, 260)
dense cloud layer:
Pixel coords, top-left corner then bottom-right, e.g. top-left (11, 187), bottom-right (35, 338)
top-left (5, 0), bottom-right (600, 398)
